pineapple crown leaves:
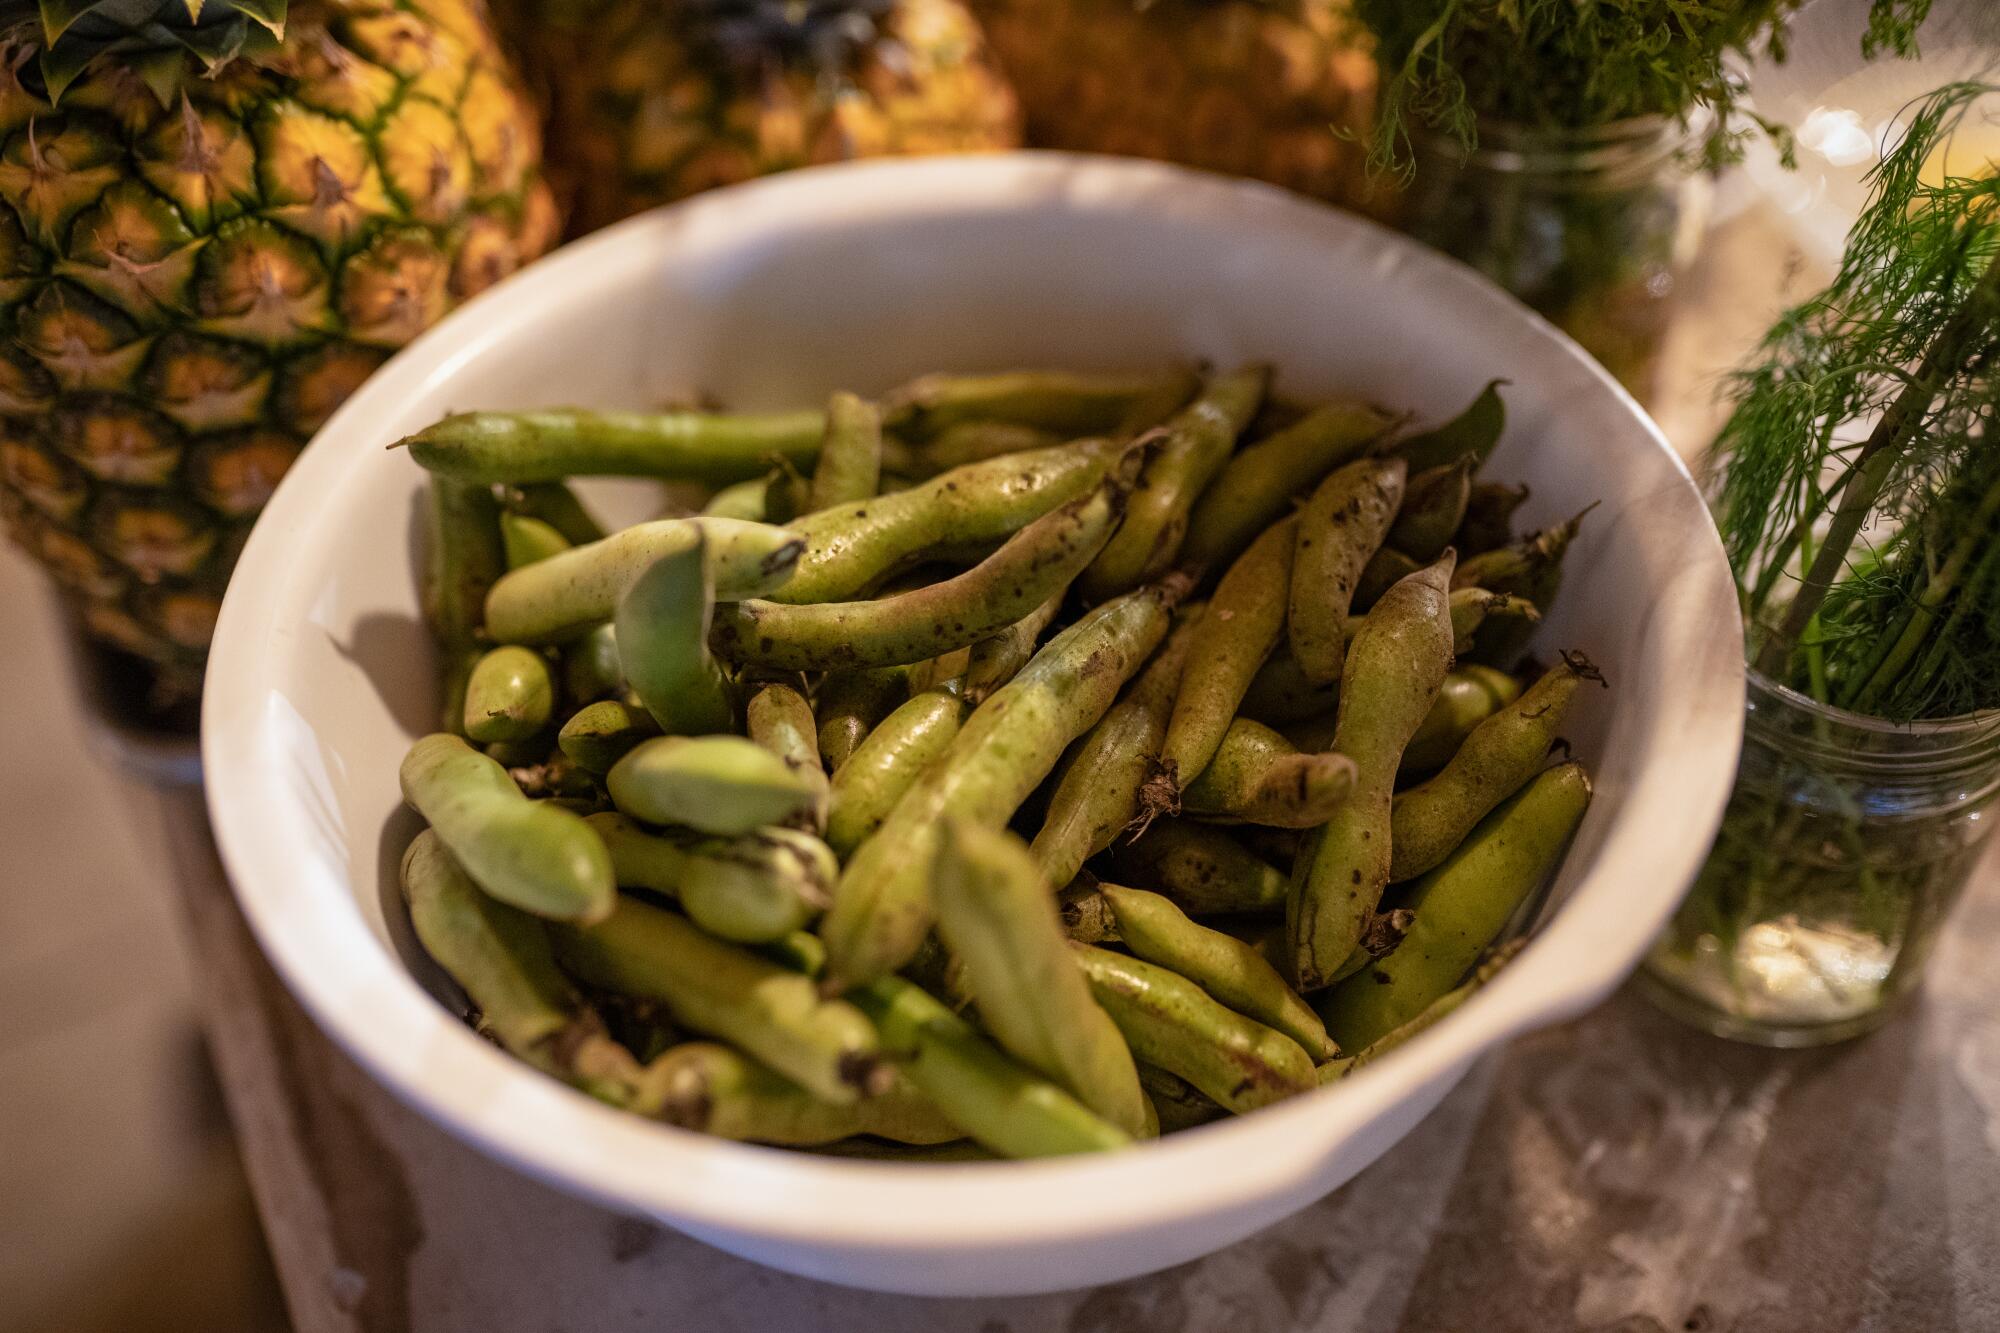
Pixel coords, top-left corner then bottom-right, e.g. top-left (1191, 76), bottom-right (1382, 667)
top-left (0, 0), bottom-right (287, 104)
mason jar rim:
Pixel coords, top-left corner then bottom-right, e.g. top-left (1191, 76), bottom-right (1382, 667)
top-left (1745, 666), bottom-right (2000, 793)
top-left (1413, 110), bottom-right (1705, 182)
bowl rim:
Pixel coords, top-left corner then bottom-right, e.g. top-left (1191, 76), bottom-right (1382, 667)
top-left (202, 152), bottom-right (1745, 1254)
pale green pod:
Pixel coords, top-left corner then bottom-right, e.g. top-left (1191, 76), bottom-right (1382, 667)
top-left (403, 408), bottom-right (828, 484)
top-left (557, 699), bottom-right (660, 773)
top-left (650, 1043), bottom-right (959, 1146)
top-left (882, 368), bottom-right (1198, 439)
top-left (824, 688), bottom-right (967, 857)
top-left (587, 813), bottom-right (834, 943)
top-left (462, 645), bottom-right (556, 744)
top-left (485, 516), bottom-right (805, 644)
top-left (1106, 822), bottom-right (1291, 916)
top-left (1391, 657), bottom-right (1594, 881)
top-left (711, 473), bottom-right (1129, 671)
top-left (1399, 666), bottom-right (1524, 777)
top-left (1181, 400), bottom-right (1398, 573)
top-left (424, 477), bottom-right (505, 735)
top-left (1156, 514), bottom-right (1296, 795)
top-left (562, 623), bottom-right (623, 704)
top-left (399, 733), bottom-right (615, 923)
top-left (745, 681), bottom-right (830, 833)
top-left (820, 583), bottom-right (1177, 990)
top-left (1099, 884), bottom-right (1338, 1060)
top-left (553, 896), bottom-right (884, 1103)
top-left (933, 821), bottom-right (1149, 1136)
top-left (1287, 552), bottom-right (1455, 990)
top-left (852, 975), bottom-right (1132, 1158)
top-left (1178, 719), bottom-right (1358, 829)
top-left (606, 735), bottom-right (820, 835)
top-left (1320, 764), bottom-right (1590, 1050)
top-left (1030, 618), bottom-right (1196, 888)
top-left (1288, 456), bottom-right (1407, 685)
top-left (400, 830), bottom-right (647, 1107)
top-left (808, 390), bottom-right (883, 510)
top-left (615, 534), bottom-right (733, 736)
top-left (1079, 364), bottom-right (1268, 599)
top-left (1071, 944), bottom-right (1317, 1114)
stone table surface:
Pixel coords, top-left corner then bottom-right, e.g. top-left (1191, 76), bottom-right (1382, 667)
top-left (134, 201), bottom-right (2000, 1332)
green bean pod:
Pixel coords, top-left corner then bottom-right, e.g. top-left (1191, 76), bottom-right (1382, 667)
top-left (701, 476), bottom-right (769, 520)
top-left (1446, 588), bottom-right (1540, 655)
top-left (761, 458), bottom-right (813, 524)
top-left (821, 582), bottom-right (1177, 990)
top-left (1070, 944), bottom-right (1316, 1114)
top-left (1335, 942), bottom-right (1526, 1079)
top-left (1287, 553), bottom-right (1455, 990)
top-left (807, 390), bottom-right (883, 511)
top-left (1098, 884), bottom-right (1337, 1060)
top-left (1452, 507), bottom-right (1590, 663)
top-left (712, 473), bottom-right (1129, 671)
top-left (1058, 881), bottom-right (1122, 944)
top-left (1181, 400), bottom-right (1397, 573)
top-left (1288, 457), bottom-right (1407, 685)
top-left (462, 645), bottom-right (556, 743)
top-left (1351, 546), bottom-right (1423, 613)
top-left (402, 408), bottom-right (827, 484)
top-left (615, 534), bottom-right (733, 736)
top-left (401, 830), bottom-right (649, 1106)
top-left (824, 687), bottom-right (967, 857)
top-left (1178, 719), bottom-right (1358, 829)
top-left (962, 590), bottom-right (1064, 704)
top-left (1456, 480), bottom-right (1530, 554)
top-left (485, 516), bottom-right (806, 644)
top-left (1138, 1063), bottom-right (1226, 1132)
top-left (1399, 665), bottom-right (1523, 777)
top-left (1388, 456), bottom-right (1475, 562)
top-left (853, 975), bottom-right (1132, 1157)
top-left (882, 367), bottom-right (1197, 439)
top-left (1391, 657), bottom-right (1593, 880)
top-left (424, 478), bottom-right (506, 734)
top-left (586, 812), bottom-right (833, 942)
top-left (1391, 379), bottom-right (1506, 474)
top-left (651, 1043), bottom-right (960, 1146)
top-left (817, 666), bottom-right (910, 773)
top-left (1079, 364), bottom-right (1269, 599)
top-left (1156, 514), bottom-right (1296, 798)
top-left (746, 681), bottom-right (831, 833)
top-left (1029, 618), bottom-right (1196, 888)
top-left (933, 821), bottom-right (1149, 1135)
top-left (1320, 763), bottom-right (1590, 1049)
top-left (554, 896), bottom-right (884, 1102)
top-left (503, 480), bottom-right (607, 545)
top-left (897, 420), bottom-right (1063, 475)
top-left (556, 700), bottom-right (659, 773)
top-left (400, 733), bottom-right (616, 922)
top-left (1239, 647), bottom-right (1340, 726)
top-left (606, 735), bottom-right (820, 835)
top-left (561, 623), bottom-right (623, 703)
top-left (1107, 822), bottom-right (1290, 915)
top-left (772, 439), bottom-right (1118, 604)
top-left (499, 512), bottom-right (572, 569)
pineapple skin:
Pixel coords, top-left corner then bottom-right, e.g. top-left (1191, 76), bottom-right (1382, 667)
top-left (506, 0), bottom-right (1023, 235)
top-left (974, 0), bottom-right (1385, 212)
top-left (0, 0), bottom-right (560, 701)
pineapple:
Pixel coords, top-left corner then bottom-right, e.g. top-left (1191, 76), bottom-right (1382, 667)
top-left (501, 0), bottom-right (1021, 235)
top-left (0, 0), bottom-right (559, 707)
top-left (973, 0), bottom-right (1382, 210)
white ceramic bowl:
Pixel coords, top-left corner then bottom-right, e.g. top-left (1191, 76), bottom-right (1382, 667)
top-left (203, 155), bottom-right (1744, 1296)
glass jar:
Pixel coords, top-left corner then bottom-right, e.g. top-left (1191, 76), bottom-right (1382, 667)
top-left (1401, 115), bottom-right (1710, 399)
top-left (1642, 670), bottom-right (2000, 1047)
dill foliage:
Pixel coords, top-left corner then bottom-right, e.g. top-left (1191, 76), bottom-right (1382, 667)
top-left (1355, 0), bottom-right (1930, 175)
top-left (1711, 81), bottom-right (2000, 721)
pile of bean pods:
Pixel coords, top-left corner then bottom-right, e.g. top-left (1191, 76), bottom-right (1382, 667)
top-left (393, 366), bottom-right (1602, 1159)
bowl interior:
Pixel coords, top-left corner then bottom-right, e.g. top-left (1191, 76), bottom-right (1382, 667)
top-left (202, 155), bottom-right (1744, 1284)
